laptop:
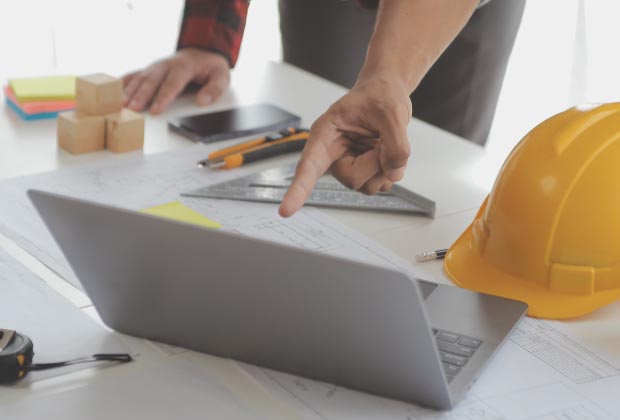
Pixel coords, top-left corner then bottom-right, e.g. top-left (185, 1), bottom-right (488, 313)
top-left (28, 190), bottom-right (527, 410)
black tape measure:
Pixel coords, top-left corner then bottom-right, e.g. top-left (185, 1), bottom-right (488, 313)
top-left (0, 329), bottom-right (34, 382)
top-left (0, 328), bottom-right (132, 383)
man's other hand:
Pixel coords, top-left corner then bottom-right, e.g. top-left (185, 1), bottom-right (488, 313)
top-left (122, 48), bottom-right (231, 115)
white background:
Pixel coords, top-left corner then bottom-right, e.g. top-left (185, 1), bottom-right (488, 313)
top-left (1, 0), bottom-right (618, 182)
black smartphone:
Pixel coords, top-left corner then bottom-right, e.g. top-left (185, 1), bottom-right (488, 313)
top-left (168, 103), bottom-right (301, 143)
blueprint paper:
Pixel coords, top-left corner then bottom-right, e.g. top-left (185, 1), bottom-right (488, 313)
top-left (0, 247), bottom-right (130, 383)
top-left (238, 309), bottom-right (620, 420)
top-left (0, 144), bottom-right (432, 290)
top-left (2, 144), bottom-right (619, 419)
top-left (0, 358), bottom-right (265, 420)
top-left (0, 144), bottom-right (253, 288)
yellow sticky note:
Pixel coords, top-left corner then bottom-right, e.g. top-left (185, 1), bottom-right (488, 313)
top-left (9, 75), bottom-right (76, 102)
top-left (141, 201), bottom-right (221, 229)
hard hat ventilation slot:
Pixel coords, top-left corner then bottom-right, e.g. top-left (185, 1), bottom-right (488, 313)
top-left (549, 263), bottom-right (595, 296)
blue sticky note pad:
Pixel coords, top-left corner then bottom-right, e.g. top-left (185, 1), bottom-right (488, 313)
top-left (5, 97), bottom-right (61, 120)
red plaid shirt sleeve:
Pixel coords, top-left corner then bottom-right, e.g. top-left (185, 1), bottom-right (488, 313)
top-left (177, 0), bottom-right (250, 68)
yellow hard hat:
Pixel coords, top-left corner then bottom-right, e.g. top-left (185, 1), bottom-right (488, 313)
top-left (445, 103), bottom-right (620, 319)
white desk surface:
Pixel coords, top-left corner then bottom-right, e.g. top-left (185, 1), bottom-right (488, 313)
top-left (2, 61), bottom-right (618, 419)
top-left (0, 61), bottom-right (493, 280)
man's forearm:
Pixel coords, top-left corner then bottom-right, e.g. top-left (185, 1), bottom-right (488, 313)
top-left (357, 0), bottom-right (478, 92)
top-left (177, 0), bottom-right (250, 67)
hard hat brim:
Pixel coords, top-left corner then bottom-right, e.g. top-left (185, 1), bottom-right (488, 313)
top-left (444, 216), bottom-right (620, 320)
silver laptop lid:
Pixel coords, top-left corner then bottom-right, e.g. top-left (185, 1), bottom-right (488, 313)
top-left (28, 190), bottom-right (451, 409)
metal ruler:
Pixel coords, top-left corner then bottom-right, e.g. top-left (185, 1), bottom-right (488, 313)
top-left (183, 165), bottom-right (436, 217)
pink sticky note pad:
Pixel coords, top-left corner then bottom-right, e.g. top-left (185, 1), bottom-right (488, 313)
top-left (3, 85), bottom-right (75, 114)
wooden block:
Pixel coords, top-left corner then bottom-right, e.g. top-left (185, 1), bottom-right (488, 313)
top-left (105, 109), bottom-right (145, 153)
top-left (76, 73), bottom-right (122, 115)
top-left (57, 111), bottom-right (106, 154)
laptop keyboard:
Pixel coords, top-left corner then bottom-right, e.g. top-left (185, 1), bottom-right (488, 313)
top-left (433, 329), bottom-right (483, 383)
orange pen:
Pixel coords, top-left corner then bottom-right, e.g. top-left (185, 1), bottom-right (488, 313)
top-left (198, 128), bottom-right (304, 167)
top-left (206, 135), bottom-right (308, 169)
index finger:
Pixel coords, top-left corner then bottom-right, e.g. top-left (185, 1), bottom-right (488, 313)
top-left (278, 123), bottom-right (346, 218)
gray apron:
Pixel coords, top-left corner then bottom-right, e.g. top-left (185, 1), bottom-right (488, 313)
top-left (279, 0), bottom-right (526, 146)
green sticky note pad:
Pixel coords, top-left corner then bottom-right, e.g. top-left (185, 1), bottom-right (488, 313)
top-left (9, 75), bottom-right (76, 102)
top-left (141, 201), bottom-right (221, 229)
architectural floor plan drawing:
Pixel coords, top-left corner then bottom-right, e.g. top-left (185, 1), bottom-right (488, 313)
top-left (0, 145), bottom-right (431, 290)
top-left (2, 146), bottom-right (620, 419)
top-left (510, 318), bottom-right (619, 384)
top-left (234, 307), bottom-right (620, 419)
top-left (240, 363), bottom-right (618, 420)
top-left (0, 145), bottom-right (239, 287)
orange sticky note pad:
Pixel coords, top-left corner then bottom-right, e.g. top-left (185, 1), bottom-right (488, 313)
top-left (3, 86), bottom-right (75, 114)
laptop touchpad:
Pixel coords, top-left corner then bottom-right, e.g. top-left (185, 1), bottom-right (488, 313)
top-left (416, 280), bottom-right (438, 300)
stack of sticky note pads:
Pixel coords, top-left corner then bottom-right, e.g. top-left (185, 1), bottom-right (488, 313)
top-left (4, 75), bottom-right (76, 120)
